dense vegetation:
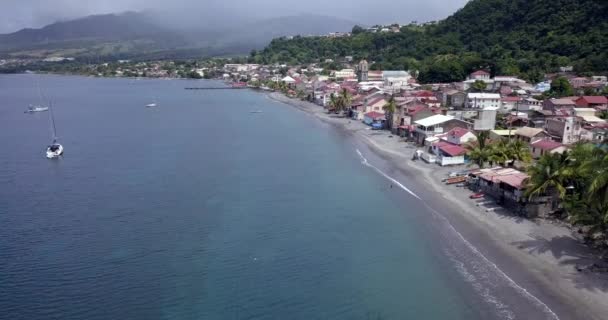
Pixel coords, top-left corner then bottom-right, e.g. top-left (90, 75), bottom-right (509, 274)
top-left (251, 0), bottom-right (608, 83)
top-left (527, 143), bottom-right (608, 242)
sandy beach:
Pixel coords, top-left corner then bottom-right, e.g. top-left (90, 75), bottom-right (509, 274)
top-left (268, 91), bottom-right (608, 320)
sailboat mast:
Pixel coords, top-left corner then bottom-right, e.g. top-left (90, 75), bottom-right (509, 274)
top-left (48, 100), bottom-right (58, 142)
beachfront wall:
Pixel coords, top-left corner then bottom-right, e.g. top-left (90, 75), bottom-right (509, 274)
top-left (438, 155), bottom-right (465, 166)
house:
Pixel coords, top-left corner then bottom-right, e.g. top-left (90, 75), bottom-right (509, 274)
top-left (518, 98), bottom-right (543, 112)
top-left (500, 96), bottom-right (521, 113)
top-left (543, 98), bottom-right (576, 111)
top-left (569, 77), bottom-right (589, 88)
top-left (431, 141), bottom-right (468, 166)
top-left (469, 70), bottom-right (491, 80)
top-left (514, 127), bottom-right (549, 144)
top-left (466, 93), bottom-right (501, 109)
top-left (530, 140), bottom-right (567, 159)
top-left (490, 129), bottom-right (516, 141)
top-left (363, 111), bottom-right (385, 125)
top-left (414, 115), bottom-right (471, 145)
top-left (573, 108), bottom-right (606, 125)
top-left (443, 127), bottom-right (477, 145)
top-left (544, 117), bottom-right (584, 145)
top-left (282, 76), bottom-right (296, 87)
top-left (575, 96), bottom-right (608, 110)
top-left (442, 90), bottom-right (466, 109)
top-left (471, 167), bottom-right (531, 210)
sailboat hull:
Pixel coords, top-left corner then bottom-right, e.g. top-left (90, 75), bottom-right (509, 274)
top-left (46, 144), bottom-right (64, 159)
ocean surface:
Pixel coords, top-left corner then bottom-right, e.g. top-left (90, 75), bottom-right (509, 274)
top-left (0, 75), bottom-right (558, 320)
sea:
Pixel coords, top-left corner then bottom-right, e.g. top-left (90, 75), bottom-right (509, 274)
top-left (0, 75), bottom-right (560, 320)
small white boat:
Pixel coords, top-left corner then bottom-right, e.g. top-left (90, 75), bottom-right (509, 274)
top-left (250, 110), bottom-right (263, 114)
top-left (145, 103), bottom-right (157, 108)
top-left (25, 104), bottom-right (49, 113)
top-left (46, 142), bottom-right (64, 159)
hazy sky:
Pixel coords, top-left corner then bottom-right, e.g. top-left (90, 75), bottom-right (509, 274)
top-left (0, 0), bottom-right (469, 33)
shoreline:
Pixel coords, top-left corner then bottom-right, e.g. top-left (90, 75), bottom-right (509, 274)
top-left (267, 92), bottom-right (608, 320)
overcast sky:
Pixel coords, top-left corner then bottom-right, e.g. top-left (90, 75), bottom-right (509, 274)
top-left (0, 0), bottom-right (469, 33)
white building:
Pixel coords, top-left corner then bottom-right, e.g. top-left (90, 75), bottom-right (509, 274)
top-left (334, 69), bottom-right (356, 79)
top-left (466, 93), bottom-right (501, 109)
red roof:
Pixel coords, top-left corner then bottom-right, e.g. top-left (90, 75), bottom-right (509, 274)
top-left (367, 96), bottom-right (386, 106)
top-left (414, 90), bottom-right (435, 97)
top-left (364, 111), bottom-right (385, 119)
top-left (471, 70), bottom-right (490, 76)
top-left (447, 127), bottom-right (471, 139)
top-left (577, 96), bottom-right (608, 104)
top-left (434, 141), bottom-right (466, 157)
top-left (501, 96), bottom-right (521, 102)
top-left (531, 140), bottom-right (563, 151)
top-left (406, 105), bottom-right (428, 115)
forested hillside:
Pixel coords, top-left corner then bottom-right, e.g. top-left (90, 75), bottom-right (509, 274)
top-left (251, 0), bottom-right (608, 83)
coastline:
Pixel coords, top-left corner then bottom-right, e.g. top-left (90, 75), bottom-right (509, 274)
top-left (267, 91), bottom-right (608, 320)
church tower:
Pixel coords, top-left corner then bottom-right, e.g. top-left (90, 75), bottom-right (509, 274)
top-left (357, 59), bottom-right (369, 82)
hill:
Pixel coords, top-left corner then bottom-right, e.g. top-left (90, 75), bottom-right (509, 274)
top-left (252, 0), bottom-right (608, 83)
top-left (0, 12), bottom-right (357, 60)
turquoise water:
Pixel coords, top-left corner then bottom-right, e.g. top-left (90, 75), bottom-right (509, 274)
top-left (0, 75), bottom-right (554, 320)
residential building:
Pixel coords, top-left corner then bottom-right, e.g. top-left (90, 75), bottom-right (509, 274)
top-left (500, 96), bottom-right (521, 114)
top-left (431, 141), bottom-right (467, 166)
top-left (466, 93), bottom-right (501, 109)
top-left (444, 127), bottom-right (477, 145)
top-left (569, 77), bottom-right (589, 88)
top-left (544, 117), bottom-right (583, 145)
top-left (530, 140), bottom-right (567, 159)
top-left (357, 60), bottom-right (369, 82)
top-left (514, 127), bottom-right (549, 144)
top-left (414, 115), bottom-right (471, 145)
top-left (489, 129), bottom-right (516, 141)
top-left (518, 98), bottom-right (543, 112)
top-left (575, 96), bottom-right (608, 109)
top-left (543, 98), bottom-right (576, 111)
top-left (573, 108), bottom-right (606, 126)
top-left (468, 70), bottom-right (491, 80)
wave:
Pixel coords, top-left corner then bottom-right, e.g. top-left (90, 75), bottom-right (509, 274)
top-left (355, 148), bottom-right (559, 320)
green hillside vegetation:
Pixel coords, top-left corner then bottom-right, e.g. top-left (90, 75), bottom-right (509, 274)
top-left (251, 0), bottom-right (608, 83)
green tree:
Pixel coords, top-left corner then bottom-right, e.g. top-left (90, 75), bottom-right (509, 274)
top-left (470, 80), bottom-right (488, 92)
top-left (465, 131), bottom-right (491, 168)
top-left (549, 77), bottom-right (574, 97)
top-left (382, 95), bottom-right (397, 130)
top-left (352, 25), bottom-right (365, 34)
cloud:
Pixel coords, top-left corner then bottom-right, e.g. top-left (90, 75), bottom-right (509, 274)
top-left (0, 0), bottom-right (469, 33)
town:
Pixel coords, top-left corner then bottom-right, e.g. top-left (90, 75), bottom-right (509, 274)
top-left (214, 58), bottom-right (608, 249)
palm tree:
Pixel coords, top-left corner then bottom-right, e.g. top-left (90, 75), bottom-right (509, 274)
top-left (488, 141), bottom-right (509, 166)
top-left (587, 147), bottom-right (608, 203)
top-left (328, 93), bottom-right (338, 113)
top-left (383, 95), bottom-right (397, 131)
top-left (465, 131), bottom-right (491, 168)
top-left (507, 140), bottom-right (532, 166)
top-left (525, 152), bottom-right (569, 200)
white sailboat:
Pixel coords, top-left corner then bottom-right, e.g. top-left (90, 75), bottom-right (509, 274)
top-left (45, 101), bottom-right (64, 159)
top-left (145, 97), bottom-right (158, 108)
top-left (26, 77), bottom-right (49, 113)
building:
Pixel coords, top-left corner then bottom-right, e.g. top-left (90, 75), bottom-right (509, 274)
top-left (466, 93), bottom-right (501, 109)
top-left (334, 69), bottom-right (356, 79)
top-left (514, 127), bottom-right (549, 144)
top-left (543, 98), bottom-right (576, 111)
top-left (569, 77), bottom-right (589, 88)
top-left (500, 96), bottom-right (521, 114)
top-left (489, 129), bottom-right (516, 141)
top-left (575, 96), bottom-right (608, 110)
top-left (469, 70), bottom-right (491, 80)
top-left (363, 111), bottom-right (385, 125)
top-left (518, 98), bottom-right (543, 112)
top-left (357, 60), bottom-right (369, 82)
top-left (573, 108), bottom-right (606, 125)
top-left (544, 117), bottom-right (583, 145)
top-left (414, 115), bottom-right (471, 145)
top-left (530, 140), bottom-right (567, 159)
top-left (431, 141), bottom-right (468, 166)
top-left (444, 127), bottom-right (477, 145)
